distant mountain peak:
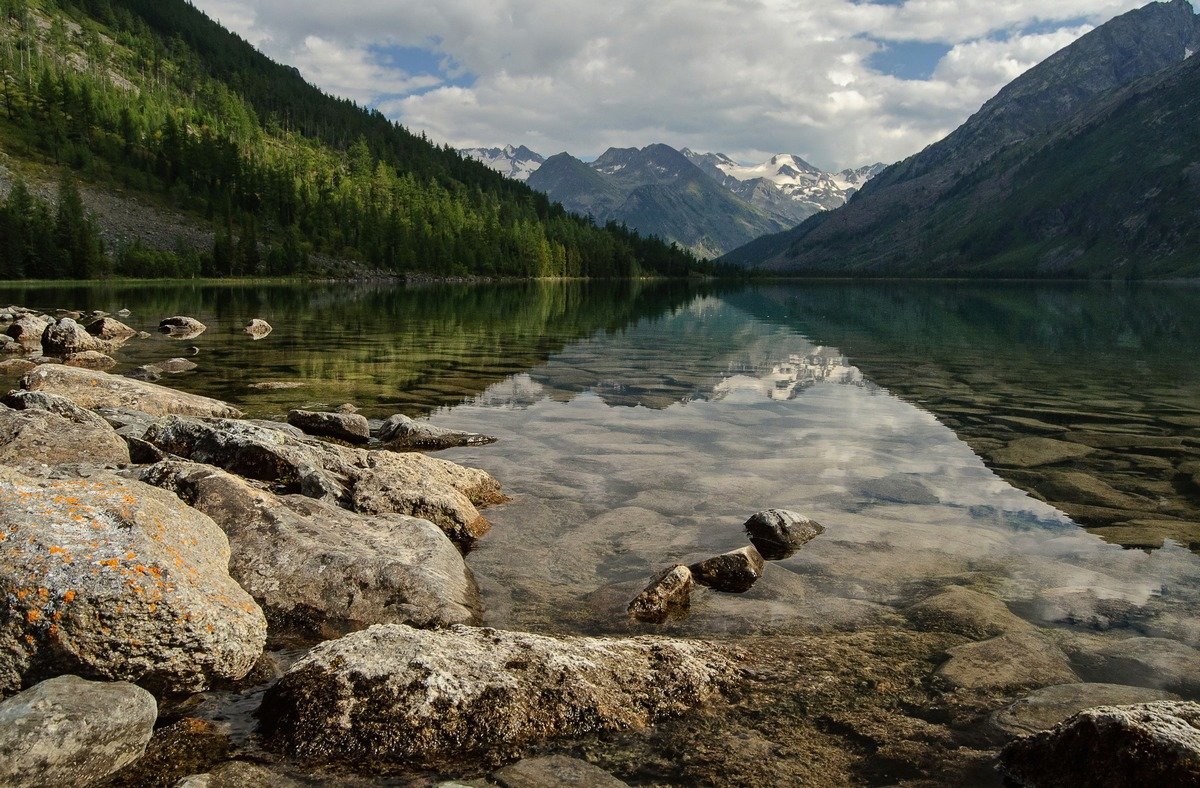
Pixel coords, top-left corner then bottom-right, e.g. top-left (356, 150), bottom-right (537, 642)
top-left (460, 145), bottom-right (546, 181)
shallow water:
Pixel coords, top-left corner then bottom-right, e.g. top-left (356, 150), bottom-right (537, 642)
top-left (4, 279), bottom-right (1200, 784)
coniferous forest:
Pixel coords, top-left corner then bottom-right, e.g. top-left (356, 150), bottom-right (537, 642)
top-left (0, 0), bottom-right (707, 279)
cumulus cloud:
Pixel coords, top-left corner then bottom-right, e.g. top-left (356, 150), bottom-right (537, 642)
top-left (191, 0), bottom-right (1159, 170)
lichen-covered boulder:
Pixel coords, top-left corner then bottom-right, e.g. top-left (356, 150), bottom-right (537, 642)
top-left (259, 623), bottom-right (739, 764)
top-left (140, 461), bottom-right (481, 644)
top-left (6, 314), bottom-right (52, 348)
top-left (0, 397), bottom-right (130, 467)
top-left (141, 416), bottom-right (503, 544)
top-left (287, 409), bottom-right (370, 444)
top-left (998, 701), bottom-right (1200, 787)
top-left (0, 358), bottom-right (37, 375)
top-left (21, 366), bottom-right (242, 419)
top-left (0, 675), bottom-right (157, 787)
top-left (0, 467), bottom-right (266, 696)
top-left (64, 350), bottom-right (117, 371)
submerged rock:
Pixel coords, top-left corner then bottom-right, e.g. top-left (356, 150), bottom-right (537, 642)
top-left (1072, 636), bottom-right (1200, 696)
top-left (743, 509), bottom-right (823, 560)
top-left (21, 366), bottom-right (242, 418)
top-left (287, 408), bottom-right (371, 444)
top-left (259, 623), bottom-right (738, 764)
top-left (159, 358), bottom-right (199, 374)
top-left (124, 365), bottom-right (163, 382)
top-left (935, 632), bottom-right (1078, 693)
top-left (0, 467), bottom-right (266, 696)
top-left (988, 683), bottom-right (1180, 739)
top-left (177, 762), bottom-right (302, 788)
top-left (141, 461), bottom-right (481, 644)
top-left (112, 716), bottom-right (233, 787)
top-left (0, 675), bottom-right (157, 786)
top-left (628, 565), bottom-right (694, 622)
top-left (158, 316), bottom-right (207, 339)
top-left (998, 701), bottom-right (1200, 787)
top-left (492, 755), bottom-right (629, 788)
top-left (141, 416), bottom-right (503, 544)
top-left (906, 586), bottom-right (1032, 641)
top-left (990, 437), bottom-right (1095, 468)
top-left (689, 546), bottom-right (765, 593)
top-left (243, 318), bottom-right (272, 340)
top-left (64, 349), bottom-right (117, 370)
top-left (377, 413), bottom-right (497, 451)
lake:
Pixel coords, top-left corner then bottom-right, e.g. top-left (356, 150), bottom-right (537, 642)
top-left (3, 279), bottom-right (1199, 784)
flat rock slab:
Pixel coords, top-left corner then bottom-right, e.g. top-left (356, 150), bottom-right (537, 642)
top-left (936, 632), bottom-right (1078, 693)
top-left (0, 675), bottom-right (157, 787)
top-left (991, 437), bottom-right (1095, 468)
top-left (21, 366), bottom-right (242, 418)
top-left (1072, 636), bottom-right (1200, 696)
top-left (259, 623), bottom-right (738, 765)
top-left (0, 399), bottom-right (131, 467)
top-left (287, 409), bottom-right (371, 444)
top-left (988, 683), bottom-right (1181, 739)
top-left (906, 586), bottom-right (1032, 641)
top-left (0, 467), bottom-right (266, 695)
top-left (493, 755), bottom-right (629, 788)
top-left (141, 461), bottom-right (481, 644)
top-left (999, 701), bottom-right (1200, 787)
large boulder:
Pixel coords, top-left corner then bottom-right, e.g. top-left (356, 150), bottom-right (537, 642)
top-left (0, 358), bottom-right (37, 376)
top-left (64, 350), bottom-right (117, 371)
top-left (6, 314), bottom-right (52, 348)
top-left (86, 317), bottom-right (138, 342)
top-left (287, 409), bottom-right (371, 444)
top-left (259, 624), bottom-right (738, 764)
top-left (0, 467), bottom-right (266, 696)
top-left (0, 675), bottom-right (157, 787)
top-left (1071, 636), bottom-right (1200, 696)
top-left (158, 316), bottom-right (206, 339)
top-left (998, 701), bottom-right (1200, 787)
top-left (377, 413), bottom-right (497, 451)
top-left (140, 461), bottom-right (481, 644)
top-left (743, 509), bottom-right (823, 560)
top-left (141, 416), bottom-right (504, 544)
top-left (41, 318), bottom-right (117, 357)
top-left (20, 366), bottom-right (242, 419)
top-left (0, 397), bottom-right (131, 467)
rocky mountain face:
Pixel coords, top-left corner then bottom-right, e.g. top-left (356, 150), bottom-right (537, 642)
top-left (460, 145), bottom-right (545, 181)
top-left (721, 0), bottom-right (1200, 277)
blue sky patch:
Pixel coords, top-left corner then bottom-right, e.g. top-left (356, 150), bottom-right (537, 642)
top-left (867, 39), bottom-right (952, 80)
top-left (369, 42), bottom-right (475, 98)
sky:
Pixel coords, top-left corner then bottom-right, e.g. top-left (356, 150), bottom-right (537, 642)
top-left (191, 0), bottom-right (1173, 171)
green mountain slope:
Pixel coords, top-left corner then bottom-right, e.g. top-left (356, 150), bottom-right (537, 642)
top-left (722, 0), bottom-right (1200, 277)
top-left (0, 0), bottom-right (700, 279)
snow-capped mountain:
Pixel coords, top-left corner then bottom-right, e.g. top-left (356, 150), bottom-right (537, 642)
top-left (460, 144), bottom-right (545, 181)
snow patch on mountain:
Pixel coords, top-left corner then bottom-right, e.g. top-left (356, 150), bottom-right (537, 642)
top-left (460, 144), bottom-right (545, 181)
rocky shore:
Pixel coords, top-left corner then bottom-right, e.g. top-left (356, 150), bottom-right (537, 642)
top-left (2, 302), bottom-right (1199, 786)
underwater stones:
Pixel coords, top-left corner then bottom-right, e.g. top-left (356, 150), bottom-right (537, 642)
top-left (158, 316), bottom-right (207, 339)
top-left (855, 474), bottom-right (939, 505)
top-left (259, 623), bottom-right (737, 764)
top-left (628, 565), bottom-right (694, 622)
top-left (1034, 471), bottom-right (1146, 511)
top-left (998, 702), bottom-right (1200, 787)
top-left (0, 675), bottom-right (157, 787)
top-left (906, 586), bottom-right (1033, 641)
top-left (935, 632), bottom-right (1078, 694)
top-left (140, 461), bottom-right (482, 643)
top-left (0, 467), bottom-right (266, 696)
top-left (1071, 637), bottom-right (1200, 696)
top-left (377, 413), bottom-right (498, 451)
top-left (159, 358), bottom-right (199, 374)
top-left (243, 318), bottom-right (273, 340)
top-left (287, 408), bottom-right (371, 444)
top-left (988, 683), bottom-right (1180, 739)
top-left (743, 509), bottom-right (824, 560)
top-left (990, 437), bottom-right (1095, 468)
top-left (492, 756), bottom-right (629, 788)
top-left (21, 366), bottom-right (242, 419)
top-left (689, 546), bottom-right (765, 593)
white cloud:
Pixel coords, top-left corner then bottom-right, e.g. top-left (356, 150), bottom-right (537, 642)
top-left (191, 0), bottom-right (1158, 170)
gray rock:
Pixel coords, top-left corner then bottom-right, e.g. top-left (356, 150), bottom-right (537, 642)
top-left (142, 416), bottom-right (504, 545)
top-left (158, 316), bottom-right (207, 339)
top-left (86, 317), bottom-right (138, 342)
top-left (6, 314), bottom-right (52, 348)
top-left (493, 755), bottom-right (629, 787)
top-left (936, 632), bottom-right (1079, 693)
top-left (0, 675), bottom-right (157, 787)
top-left (0, 335), bottom-right (24, 356)
top-left (243, 319), bottom-right (272, 340)
top-left (287, 409), bottom-right (371, 444)
top-left (988, 683), bottom-right (1180, 739)
top-left (689, 545), bottom-right (765, 593)
top-left (377, 413), bottom-right (497, 451)
top-left (175, 761), bottom-right (302, 788)
top-left (116, 309), bottom-right (132, 318)
top-left (0, 398), bottom-right (131, 467)
top-left (260, 623), bottom-right (738, 764)
top-left (743, 509), bottom-right (823, 560)
top-left (42, 318), bottom-right (118, 357)
top-left (1072, 636), bottom-right (1200, 696)
top-left (628, 564), bottom-right (693, 622)
top-left (21, 366), bottom-right (242, 418)
top-left (64, 350), bottom-right (117, 370)
top-left (998, 701), bottom-right (1200, 787)
top-left (141, 461), bottom-right (481, 644)
top-left (906, 586), bottom-right (1032, 640)
top-left (125, 365), bottom-right (163, 382)
top-left (159, 358), bottom-right (199, 374)
top-left (0, 466), bottom-right (266, 696)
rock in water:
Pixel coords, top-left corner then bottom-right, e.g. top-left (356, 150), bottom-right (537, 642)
top-left (141, 461), bottom-right (482, 643)
top-left (86, 317), bottom-right (138, 342)
top-left (158, 316), bottom-right (207, 339)
top-left (689, 546), bottom-right (765, 593)
top-left (142, 416), bottom-right (503, 544)
top-left (158, 358), bottom-right (198, 374)
top-left (21, 366), bottom-right (242, 418)
top-left (988, 683), bottom-right (1180, 740)
top-left (998, 701), bottom-right (1200, 787)
top-left (906, 586), bottom-right (1032, 641)
top-left (628, 565), bottom-right (694, 622)
top-left (5, 314), bottom-right (52, 348)
top-left (41, 318), bottom-right (118, 357)
top-left (743, 509), bottom-right (823, 559)
top-left (287, 409), bottom-right (371, 444)
top-left (935, 632), bottom-right (1078, 693)
top-left (0, 358), bottom-right (37, 376)
top-left (0, 467), bottom-right (266, 695)
top-left (492, 756), bottom-right (629, 787)
top-left (64, 350), bottom-right (117, 370)
top-left (377, 413), bottom-right (497, 451)
top-left (259, 623), bottom-right (738, 764)
top-left (243, 318), bottom-right (272, 340)
top-left (0, 675), bottom-right (157, 786)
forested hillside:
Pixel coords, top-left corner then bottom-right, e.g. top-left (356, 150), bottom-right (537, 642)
top-left (0, 0), bottom-right (702, 279)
